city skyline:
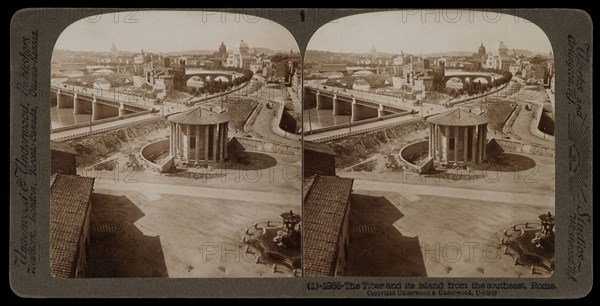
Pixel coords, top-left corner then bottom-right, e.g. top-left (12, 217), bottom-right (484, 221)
top-left (54, 11), bottom-right (300, 54)
top-left (307, 10), bottom-right (553, 55)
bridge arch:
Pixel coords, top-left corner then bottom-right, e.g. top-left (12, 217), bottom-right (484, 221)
top-left (183, 72), bottom-right (235, 83)
top-left (214, 76), bottom-right (230, 83)
top-left (473, 77), bottom-right (489, 84)
top-left (352, 70), bottom-right (374, 77)
top-left (446, 77), bottom-right (464, 89)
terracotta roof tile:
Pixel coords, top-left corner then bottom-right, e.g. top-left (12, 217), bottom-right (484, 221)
top-left (50, 174), bottom-right (94, 278)
top-left (303, 175), bottom-right (353, 276)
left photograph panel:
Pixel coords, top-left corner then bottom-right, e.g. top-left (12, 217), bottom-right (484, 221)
top-left (49, 10), bottom-right (302, 278)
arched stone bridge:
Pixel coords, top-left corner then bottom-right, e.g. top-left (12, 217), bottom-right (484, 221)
top-left (184, 69), bottom-right (241, 83)
top-left (443, 71), bottom-right (500, 85)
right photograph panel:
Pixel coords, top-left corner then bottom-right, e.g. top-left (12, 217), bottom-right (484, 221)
top-left (302, 10), bottom-right (555, 277)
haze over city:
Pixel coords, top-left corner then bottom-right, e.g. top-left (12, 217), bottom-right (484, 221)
top-left (308, 10), bottom-right (553, 54)
top-left (54, 10), bottom-right (299, 53)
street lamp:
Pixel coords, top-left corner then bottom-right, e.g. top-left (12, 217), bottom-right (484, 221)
top-left (348, 110), bottom-right (352, 135)
top-left (85, 109), bottom-right (92, 133)
top-left (481, 96), bottom-right (484, 114)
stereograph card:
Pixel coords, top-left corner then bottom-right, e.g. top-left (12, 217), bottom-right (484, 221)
top-left (9, 8), bottom-right (592, 298)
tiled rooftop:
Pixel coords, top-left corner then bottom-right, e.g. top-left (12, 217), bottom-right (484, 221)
top-left (303, 175), bottom-right (354, 277)
top-left (50, 174), bottom-right (95, 278)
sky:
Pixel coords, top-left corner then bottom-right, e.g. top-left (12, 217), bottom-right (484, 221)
top-left (54, 10), bottom-right (300, 53)
top-left (308, 10), bottom-right (553, 55)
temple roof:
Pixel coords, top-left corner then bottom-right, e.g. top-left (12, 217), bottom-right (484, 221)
top-left (426, 108), bottom-right (488, 126)
top-left (168, 107), bottom-right (229, 125)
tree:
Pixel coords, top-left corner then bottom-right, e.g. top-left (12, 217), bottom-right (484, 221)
top-left (530, 54), bottom-right (546, 65)
top-left (271, 54), bottom-right (289, 63)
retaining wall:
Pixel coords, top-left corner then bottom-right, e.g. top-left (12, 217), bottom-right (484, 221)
top-left (234, 137), bottom-right (301, 156)
top-left (399, 140), bottom-right (434, 173)
top-left (532, 104), bottom-right (555, 141)
top-left (139, 139), bottom-right (174, 172)
top-left (490, 138), bottom-right (555, 157)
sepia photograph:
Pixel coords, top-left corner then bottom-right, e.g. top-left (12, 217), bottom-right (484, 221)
top-left (49, 10), bottom-right (302, 278)
top-left (302, 10), bottom-right (556, 277)
top-left (9, 7), bottom-right (593, 298)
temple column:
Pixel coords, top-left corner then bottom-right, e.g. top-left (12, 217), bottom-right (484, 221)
top-left (218, 123), bottom-right (224, 162)
top-left (478, 124), bottom-right (484, 162)
top-left (471, 125), bottom-right (478, 163)
top-left (436, 124), bottom-right (441, 161)
top-left (170, 122), bottom-right (174, 156)
top-left (178, 124), bottom-right (183, 161)
top-left (223, 122), bottom-right (229, 159)
top-left (212, 125), bottom-right (218, 162)
top-left (463, 126), bottom-right (469, 162)
top-left (445, 125), bottom-right (450, 163)
top-left (482, 124), bottom-right (487, 161)
top-left (195, 125), bottom-right (200, 163)
top-left (186, 125), bottom-right (191, 162)
top-left (437, 125), bottom-right (441, 162)
top-left (429, 124), bottom-right (433, 158)
top-left (175, 123), bottom-right (179, 158)
top-left (204, 125), bottom-right (209, 161)
top-left (453, 126), bottom-right (459, 163)
top-left (173, 123), bottom-right (177, 158)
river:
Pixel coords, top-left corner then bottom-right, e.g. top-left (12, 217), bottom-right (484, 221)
top-left (51, 106), bottom-right (92, 129)
top-left (302, 108), bottom-right (351, 131)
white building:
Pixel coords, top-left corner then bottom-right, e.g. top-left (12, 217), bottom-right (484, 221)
top-left (134, 54), bottom-right (145, 65)
top-left (352, 79), bottom-right (371, 91)
top-left (93, 78), bottom-right (111, 90)
top-left (226, 40), bottom-right (256, 70)
top-left (485, 42), bottom-right (515, 71)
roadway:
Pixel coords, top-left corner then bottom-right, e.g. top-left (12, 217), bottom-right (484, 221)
top-left (303, 114), bottom-right (425, 143)
top-left (505, 85), bottom-right (555, 148)
top-left (94, 179), bottom-right (297, 205)
top-left (244, 79), bottom-right (302, 146)
top-left (50, 112), bottom-right (162, 142)
top-left (349, 178), bottom-right (554, 207)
